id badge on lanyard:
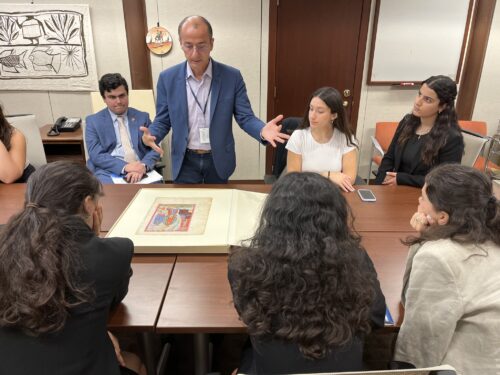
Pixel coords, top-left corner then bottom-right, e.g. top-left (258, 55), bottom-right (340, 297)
top-left (199, 128), bottom-right (210, 144)
top-left (188, 79), bottom-right (212, 144)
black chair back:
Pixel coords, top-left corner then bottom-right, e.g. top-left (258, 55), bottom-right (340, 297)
top-left (272, 117), bottom-right (301, 178)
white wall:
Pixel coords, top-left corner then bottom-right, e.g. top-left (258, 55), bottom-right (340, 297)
top-left (0, 0), bottom-right (498, 180)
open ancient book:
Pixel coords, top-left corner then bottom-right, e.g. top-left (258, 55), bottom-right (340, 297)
top-left (107, 188), bottom-right (267, 253)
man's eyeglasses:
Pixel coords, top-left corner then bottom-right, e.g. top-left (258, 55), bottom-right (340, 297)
top-left (181, 43), bottom-right (209, 53)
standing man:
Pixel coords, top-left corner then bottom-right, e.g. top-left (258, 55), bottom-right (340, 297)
top-left (86, 73), bottom-right (160, 183)
top-left (141, 15), bottom-right (288, 183)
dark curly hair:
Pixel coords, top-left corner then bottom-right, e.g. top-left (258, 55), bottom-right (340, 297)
top-left (406, 164), bottom-right (500, 246)
top-left (229, 172), bottom-right (377, 359)
top-left (99, 73), bottom-right (128, 98)
top-left (299, 87), bottom-right (358, 148)
top-left (0, 105), bottom-right (14, 150)
top-left (397, 75), bottom-right (463, 165)
top-left (0, 161), bottom-right (102, 336)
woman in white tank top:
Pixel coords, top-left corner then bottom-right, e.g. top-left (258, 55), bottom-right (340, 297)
top-left (286, 87), bottom-right (358, 192)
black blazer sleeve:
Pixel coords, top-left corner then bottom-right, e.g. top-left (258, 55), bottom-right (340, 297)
top-left (80, 235), bottom-right (134, 311)
top-left (395, 129), bottom-right (464, 187)
top-left (435, 129), bottom-right (464, 164)
top-left (374, 118), bottom-right (407, 185)
top-left (362, 250), bottom-right (386, 329)
top-left (106, 238), bottom-right (134, 310)
top-left (394, 170), bottom-right (425, 188)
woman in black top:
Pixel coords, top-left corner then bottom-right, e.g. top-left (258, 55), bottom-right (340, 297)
top-left (228, 172), bottom-right (386, 374)
top-left (0, 161), bottom-right (143, 375)
top-left (375, 75), bottom-right (464, 187)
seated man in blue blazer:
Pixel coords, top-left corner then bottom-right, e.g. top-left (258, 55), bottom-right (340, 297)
top-left (141, 15), bottom-right (289, 183)
top-left (86, 73), bottom-right (160, 183)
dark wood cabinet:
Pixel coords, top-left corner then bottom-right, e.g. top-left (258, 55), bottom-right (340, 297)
top-left (40, 125), bottom-right (86, 164)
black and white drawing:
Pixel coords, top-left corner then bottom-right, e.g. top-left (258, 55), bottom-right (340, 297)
top-left (0, 4), bottom-right (97, 91)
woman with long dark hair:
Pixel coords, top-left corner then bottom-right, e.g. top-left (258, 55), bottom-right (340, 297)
top-left (0, 161), bottom-right (144, 375)
top-left (394, 164), bottom-right (500, 374)
top-left (229, 172), bottom-right (385, 374)
top-left (375, 75), bottom-right (464, 187)
top-left (0, 105), bottom-right (35, 183)
top-left (286, 87), bottom-right (358, 192)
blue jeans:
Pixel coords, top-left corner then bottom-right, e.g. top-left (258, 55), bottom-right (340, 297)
top-left (175, 150), bottom-right (228, 184)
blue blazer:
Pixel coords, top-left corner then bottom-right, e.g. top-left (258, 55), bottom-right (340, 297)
top-left (149, 60), bottom-right (265, 180)
top-left (85, 107), bottom-right (160, 182)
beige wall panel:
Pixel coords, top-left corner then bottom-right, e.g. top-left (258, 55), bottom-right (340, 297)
top-left (0, 92), bottom-right (52, 126)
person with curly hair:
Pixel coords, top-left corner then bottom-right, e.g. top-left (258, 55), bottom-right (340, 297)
top-left (286, 87), bottom-right (358, 192)
top-left (374, 75), bottom-right (464, 187)
top-left (228, 172), bottom-right (386, 374)
top-left (0, 161), bottom-right (145, 375)
top-left (394, 164), bottom-right (500, 374)
top-left (0, 105), bottom-right (35, 183)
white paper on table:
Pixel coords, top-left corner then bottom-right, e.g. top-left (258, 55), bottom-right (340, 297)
top-left (111, 170), bottom-right (163, 184)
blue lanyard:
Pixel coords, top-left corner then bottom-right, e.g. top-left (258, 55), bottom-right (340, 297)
top-left (187, 78), bottom-right (213, 115)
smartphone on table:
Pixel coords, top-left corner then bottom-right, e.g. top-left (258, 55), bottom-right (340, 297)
top-left (357, 189), bottom-right (376, 202)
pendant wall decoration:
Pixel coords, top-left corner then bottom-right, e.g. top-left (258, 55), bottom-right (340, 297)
top-left (146, 25), bottom-right (172, 55)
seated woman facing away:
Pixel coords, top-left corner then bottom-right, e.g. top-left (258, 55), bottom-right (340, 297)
top-left (0, 161), bottom-right (145, 375)
top-left (229, 172), bottom-right (386, 374)
top-left (286, 87), bottom-right (358, 192)
top-left (394, 164), bottom-right (500, 374)
top-left (0, 105), bottom-right (35, 183)
top-left (374, 75), bottom-right (464, 188)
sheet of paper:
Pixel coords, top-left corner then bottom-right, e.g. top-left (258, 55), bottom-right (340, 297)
top-left (111, 170), bottom-right (163, 184)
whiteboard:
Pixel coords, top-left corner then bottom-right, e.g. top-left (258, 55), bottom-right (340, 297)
top-left (368, 0), bottom-right (471, 84)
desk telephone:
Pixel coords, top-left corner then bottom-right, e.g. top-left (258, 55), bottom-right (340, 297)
top-left (47, 116), bottom-right (81, 136)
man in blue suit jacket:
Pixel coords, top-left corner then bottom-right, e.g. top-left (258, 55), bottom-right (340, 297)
top-left (142, 16), bottom-right (288, 183)
top-left (86, 73), bottom-right (160, 183)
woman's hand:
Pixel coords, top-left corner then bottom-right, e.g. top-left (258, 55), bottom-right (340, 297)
top-left (92, 205), bottom-right (103, 235)
top-left (329, 172), bottom-right (355, 192)
top-left (410, 212), bottom-right (434, 232)
top-left (382, 171), bottom-right (398, 186)
top-left (108, 331), bottom-right (126, 367)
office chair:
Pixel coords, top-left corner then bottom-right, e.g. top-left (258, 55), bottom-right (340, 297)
top-left (458, 120), bottom-right (500, 172)
top-left (484, 133), bottom-right (500, 179)
top-left (367, 122), bottom-right (398, 183)
top-left (461, 129), bottom-right (489, 168)
top-left (6, 114), bottom-right (47, 169)
top-left (264, 116), bottom-right (301, 184)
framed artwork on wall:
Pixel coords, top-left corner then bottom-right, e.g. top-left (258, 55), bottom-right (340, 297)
top-left (0, 3), bottom-right (98, 90)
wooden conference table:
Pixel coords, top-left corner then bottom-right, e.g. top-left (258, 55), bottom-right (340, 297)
top-left (0, 183), bottom-right (419, 375)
